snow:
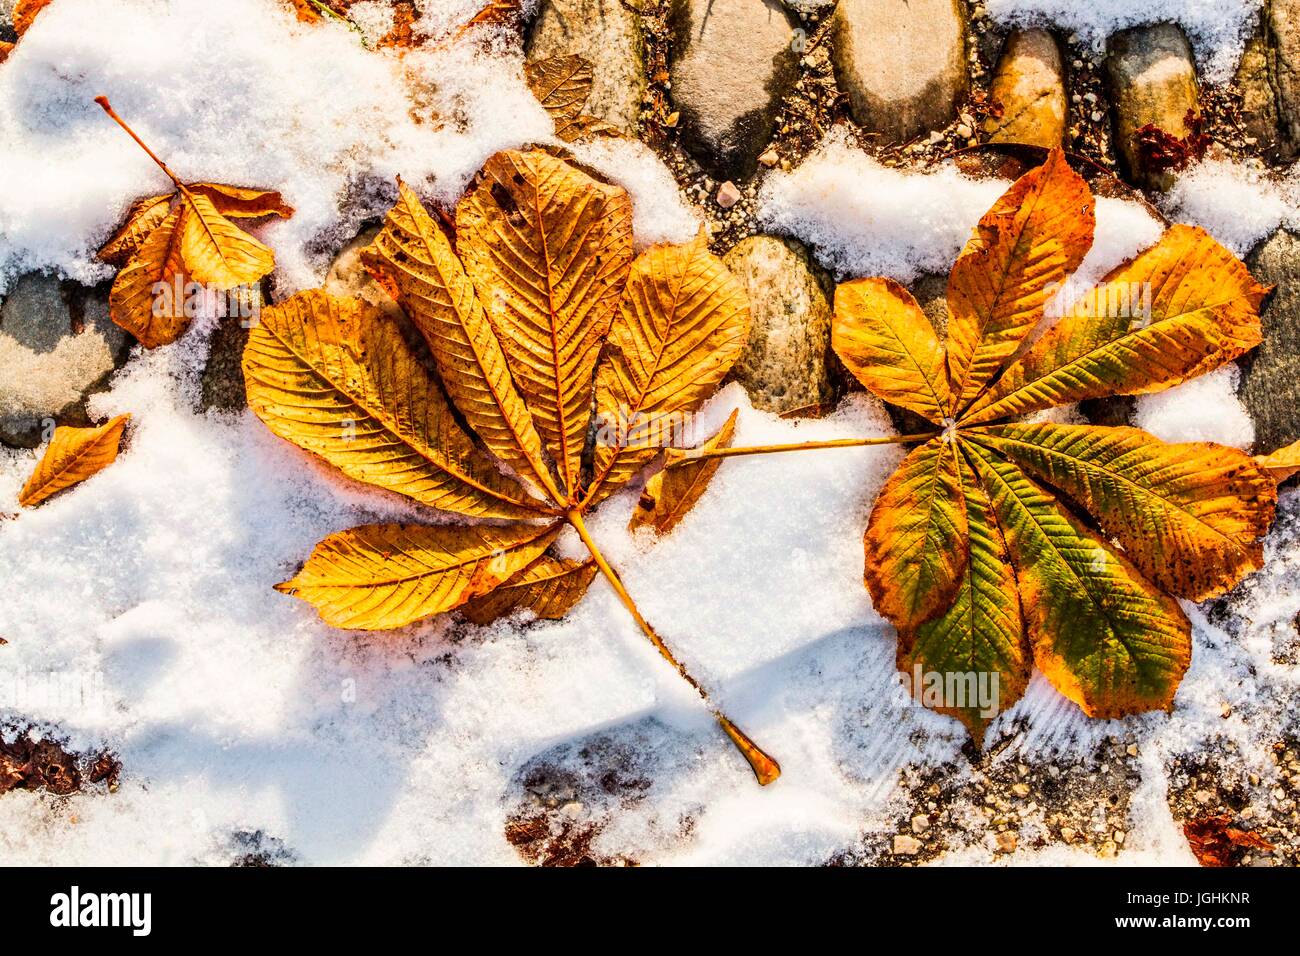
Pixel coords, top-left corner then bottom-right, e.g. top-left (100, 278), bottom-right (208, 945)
top-left (0, 0), bottom-right (551, 295)
top-left (758, 129), bottom-right (1166, 294)
top-left (986, 0), bottom-right (1261, 80)
top-left (568, 136), bottom-right (702, 248)
top-left (1162, 157), bottom-right (1300, 257)
top-left (345, 1), bottom-right (398, 46)
top-left (1133, 365), bottom-right (1255, 448)
top-left (758, 131), bottom-right (1007, 282)
top-left (0, 0), bottom-right (1295, 866)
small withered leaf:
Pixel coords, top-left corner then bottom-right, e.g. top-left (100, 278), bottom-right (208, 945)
top-left (1184, 814), bottom-right (1273, 867)
top-left (188, 182), bottom-right (294, 220)
top-left (19, 415), bottom-right (131, 508)
top-left (98, 194), bottom-right (173, 266)
top-left (525, 54), bottom-right (594, 127)
top-left (633, 410), bottom-right (738, 536)
top-left (108, 209), bottom-right (189, 348)
top-left (461, 555), bottom-right (598, 626)
top-left (1255, 439), bottom-right (1300, 483)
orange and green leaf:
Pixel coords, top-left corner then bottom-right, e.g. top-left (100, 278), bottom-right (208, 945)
top-left (965, 442), bottom-right (1192, 718)
top-left (945, 148), bottom-right (1095, 411)
top-left (864, 439), bottom-right (969, 631)
top-left (833, 277), bottom-right (952, 424)
top-left (971, 423), bottom-right (1276, 601)
top-left (961, 225), bottom-right (1266, 426)
top-left (899, 448), bottom-right (1027, 738)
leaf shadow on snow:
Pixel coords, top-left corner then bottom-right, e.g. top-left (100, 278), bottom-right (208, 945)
top-left (124, 718), bottom-right (408, 863)
top-left (498, 623), bottom-right (972, 864)
top-left (119, 625), bottom-right (462, 866)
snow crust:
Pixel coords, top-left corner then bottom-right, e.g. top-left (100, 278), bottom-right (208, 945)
top-left (986, 0), bottom-right (1261, 80)
top-left (1162, 158), bottom-right (1300, 257)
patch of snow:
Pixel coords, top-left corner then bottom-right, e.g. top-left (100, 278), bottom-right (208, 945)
top-left (415, 0), bottom-right (538, 41)
top-left (1162, 158), bottom-right (1299, 257)
top-left (0, 0), bottom-right (550, 295)
top-left (986, 0), bottom-right (1262, 81)
top-left (758, 130), bottom-right (1006, 282)
top-left (1133, 364), bottom-right (1255, 449)
top-left (759, 129), bottom-right (1164, 294)
top-left (568, 137), bottom-right (702, 248)
top-left (345, 1), bottom-right (397, 46)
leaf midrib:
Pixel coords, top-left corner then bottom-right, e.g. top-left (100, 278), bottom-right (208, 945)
top-left (962, 291), bottom-right (1257, 423)
top-left (312, 526), bottom-right (554, 589)
top-left (258, 315), bottom-right (538, 514)
top-left (970, 427), bottom-right (1252, 553)
top-left (963, 441), bottom-right (1173, 687)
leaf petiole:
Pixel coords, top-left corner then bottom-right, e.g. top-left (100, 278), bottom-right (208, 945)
top-left (564, 509), bottom-right (781, 785)
top-left (94, 97), bottom-right (190, 194)
top-left (663, 432), bottom-right (940, 468)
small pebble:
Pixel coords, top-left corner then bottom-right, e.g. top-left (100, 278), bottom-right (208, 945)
top-left (912, 814), bottom-right (931, 834)
top-left (893, 834), bottom-right (922, 856)
top-left (715, 181), bottom-right (742, 208)
top-left (994, 831), bottom-right (1017, 853)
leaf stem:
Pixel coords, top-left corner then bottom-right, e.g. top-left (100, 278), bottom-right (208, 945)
top-left (665, 432), bottom-right (939, 468)
top-left (565, 509), bottom-right (780, 786)
top-left (94, 97), bottom-right (188, 193)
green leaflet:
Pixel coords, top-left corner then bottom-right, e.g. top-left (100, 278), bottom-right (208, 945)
top-left (964, 442), bottom-right (1191, 719)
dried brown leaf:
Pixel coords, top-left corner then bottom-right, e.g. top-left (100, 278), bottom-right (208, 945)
top-left (98, 194), bottom-right (173, 266)
top-left (634, 409), bottom-right (738, 535)
top-left (461, 555), bottom-right (598, 625)
top-left (1184, 814), bottom-right (1273, 867)
top-left (19, 415), bottom-right (130, 508)
top-left (108, 209), bottom-right (190, 347)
